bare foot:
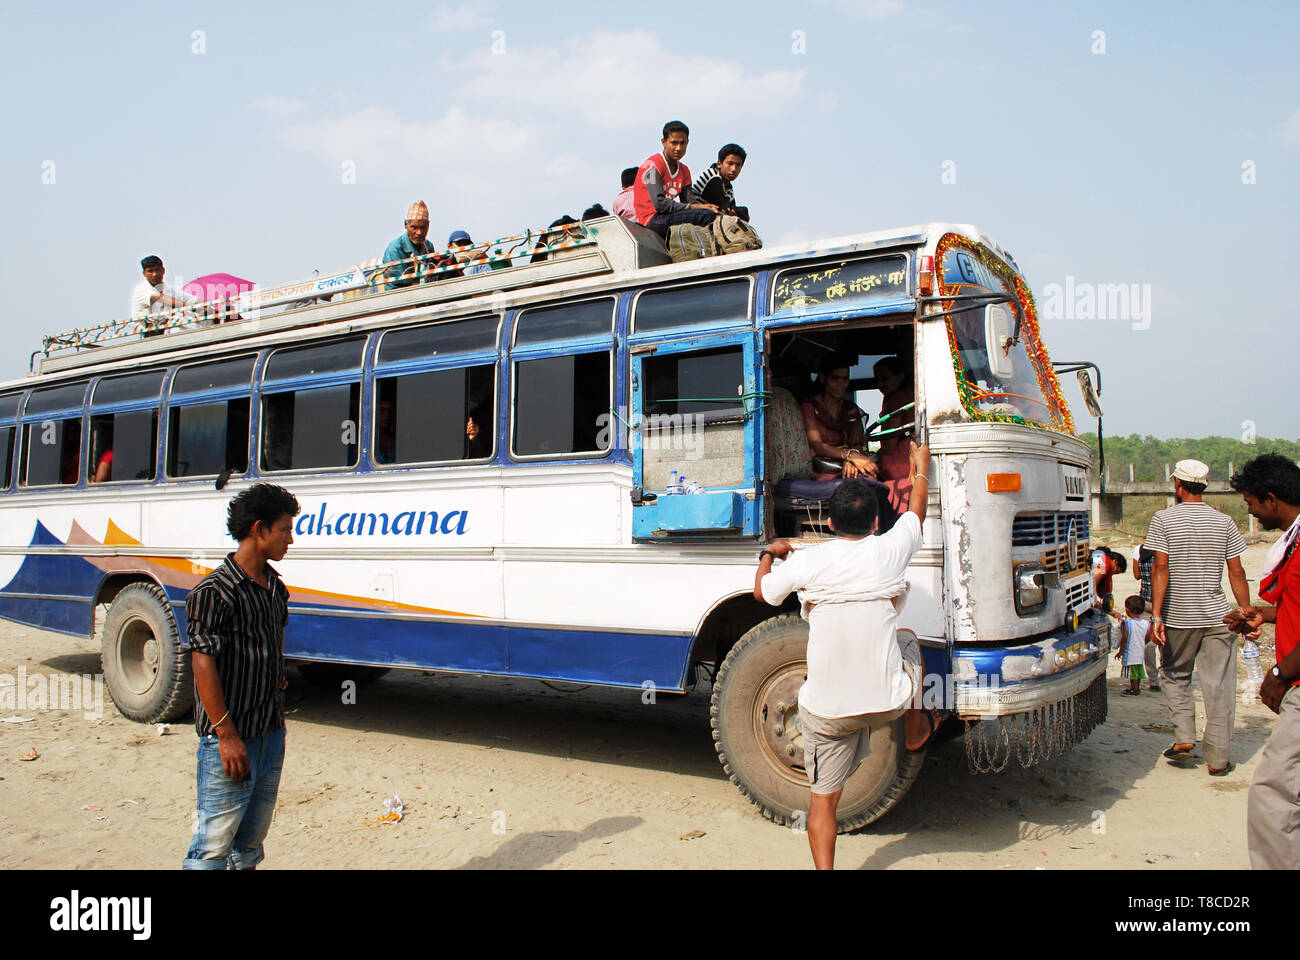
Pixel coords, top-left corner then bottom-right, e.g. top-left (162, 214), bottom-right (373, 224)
top-left (905, 709), bottom-right (939, 751)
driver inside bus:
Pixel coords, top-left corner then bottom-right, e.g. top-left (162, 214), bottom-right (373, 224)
top-left (872, 356), bottom-right (916, 517)
top-left (801, 357), bottom-right (878, 481)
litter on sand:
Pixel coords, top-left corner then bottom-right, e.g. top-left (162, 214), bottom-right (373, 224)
top-left (19, 747), bottom-right (39, 761)
top-left (369, 795), bottom-right (404, 826)
top-left (2, 717), bottom-right (34, 724)
top-left (156, 724), bottom-right (171, 736)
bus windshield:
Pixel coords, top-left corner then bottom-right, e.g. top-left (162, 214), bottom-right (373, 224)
top-left (938, 240), bottom-right (1071, 433)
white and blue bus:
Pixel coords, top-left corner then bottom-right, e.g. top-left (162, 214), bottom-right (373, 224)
top-left (0, 218), bottom-right (1108, 829)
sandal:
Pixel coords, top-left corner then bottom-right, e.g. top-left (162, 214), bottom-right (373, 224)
top-left (1162, 743), bottom-right (1195, 759)
top-left (1208, 762), bottom-right (1234, 777)
top-left (906, 709), bottom-right (941, 753)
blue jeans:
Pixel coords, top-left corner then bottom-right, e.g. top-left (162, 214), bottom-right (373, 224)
top-left (183, 725), bottom-right (286, 870)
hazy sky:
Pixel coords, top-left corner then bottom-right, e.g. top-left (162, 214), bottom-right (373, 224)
top-left (1, 0), bottom-right (1295, 438)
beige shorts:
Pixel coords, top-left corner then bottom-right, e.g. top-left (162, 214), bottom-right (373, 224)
top-left (799, 633), bottom-right (922, 796)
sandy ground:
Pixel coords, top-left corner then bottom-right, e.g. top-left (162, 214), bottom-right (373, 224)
top-left (0, 536), bottom-right (1284, 870)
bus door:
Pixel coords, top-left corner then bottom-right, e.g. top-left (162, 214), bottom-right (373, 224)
top-left (628, 329), bottom-right (761, 540)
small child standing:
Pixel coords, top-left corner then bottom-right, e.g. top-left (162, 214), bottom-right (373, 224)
top-left (1111, 595), bottom-right (1151, 696)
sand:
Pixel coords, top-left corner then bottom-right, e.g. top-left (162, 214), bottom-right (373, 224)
top-left (0, 536), bottom-right (1283, 870)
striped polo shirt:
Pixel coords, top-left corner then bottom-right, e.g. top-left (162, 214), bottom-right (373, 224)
top-left (1144, 502), bottom-right (1246, 628)
top-left (184, 554), bottom-right (290, 739)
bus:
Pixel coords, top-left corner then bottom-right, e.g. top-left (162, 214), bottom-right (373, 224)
top-left (0, 217), bottom-right (1108, 830)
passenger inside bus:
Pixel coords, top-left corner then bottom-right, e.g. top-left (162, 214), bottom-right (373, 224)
top-left (872, 356), bottom-right (916, 517)
top-left (801, 356), bottom-right (879, 481)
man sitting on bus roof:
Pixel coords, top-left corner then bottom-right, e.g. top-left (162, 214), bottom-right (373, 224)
top-left (131, 255), bottom-right (197, 337)
top-left (632, 120), bottom-right (719, 238)
top-left (381, 201), bottom-right (452, 290)
top-left (612, 167), bottom-right (638, 221)
top-left (692, 144), bottom-right (750, 222)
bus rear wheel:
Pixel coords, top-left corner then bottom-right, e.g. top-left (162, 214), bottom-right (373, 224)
top-left (101, 582), bottom-right (193, 723)
top-left (709, 613), bottom-right (925, 833)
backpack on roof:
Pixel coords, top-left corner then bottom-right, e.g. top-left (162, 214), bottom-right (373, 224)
top-left (667, 223), bottom-right (718, 262)
top-left (711, 215), bottom-right (762, 254)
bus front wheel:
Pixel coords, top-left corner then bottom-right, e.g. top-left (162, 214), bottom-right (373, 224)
top-left (100, 582), bottom-right (194, 723)
top-left (709, 613), bottom-right (925, 833)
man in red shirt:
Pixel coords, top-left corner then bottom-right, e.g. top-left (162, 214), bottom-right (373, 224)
top-left (1225, 453), bottom-right (1300, 869)
top-left (632, 120), bottom-right (719, 238)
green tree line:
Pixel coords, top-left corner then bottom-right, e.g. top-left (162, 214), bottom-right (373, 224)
top-left (1081, 433), bottom-right (1300, 483)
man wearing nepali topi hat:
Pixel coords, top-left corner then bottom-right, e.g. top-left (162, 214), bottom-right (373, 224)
top-left (381, 200), bottom-right (453, 290)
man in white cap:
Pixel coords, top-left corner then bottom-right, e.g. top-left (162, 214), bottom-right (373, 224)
top-left (1146, 458), bottom-right (1251, 776)
top-left (380, 201), bottom-right (448, 290)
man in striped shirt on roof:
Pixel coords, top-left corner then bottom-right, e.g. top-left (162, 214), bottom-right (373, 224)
top-left (1147, 459), bottom-right (1252, 776)
top-left (182, 483), bottom-right (300, 869)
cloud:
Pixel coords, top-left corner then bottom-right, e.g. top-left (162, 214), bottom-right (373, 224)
top-left (248, 96), bottom-right (308, 119)
top-left (430, 1), bottom-right (494, 33)
top-left (1284, 108), bottom-right (1300, 147)
top-left (448, 28), bottom-right (807, 129)
top-left (816, 0), bottom-right (904, 20)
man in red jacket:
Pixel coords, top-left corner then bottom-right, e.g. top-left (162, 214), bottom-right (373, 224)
top-left (1225, 454), bottom-right (1300, 869)
top-left (632, 120), bottom-right (719, 238)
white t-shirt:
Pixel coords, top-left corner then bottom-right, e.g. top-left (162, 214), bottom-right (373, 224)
top-left (130, 279), bottom-right (196, 318)
top-left (1118, 616), bottom-right (1150, 666)
top-left (760, 512), bottom-right (923, 718)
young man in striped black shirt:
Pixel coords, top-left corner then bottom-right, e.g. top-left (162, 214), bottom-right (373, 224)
top-left (182, 483), bottom-right (300, 869)
top-left (1146, 459), bottom-right (1251, 776)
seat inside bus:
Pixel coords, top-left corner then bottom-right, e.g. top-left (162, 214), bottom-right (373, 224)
top-left (766, 322), bottom-right (915, 538)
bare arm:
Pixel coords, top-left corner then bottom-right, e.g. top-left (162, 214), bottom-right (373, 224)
top-left (190, 651), bottom-right (248, 780)
top-left (754, 540), bottom-right (793, 601)
top-left (1225, 555), bottom-right (1251, 611)
top-left (907, 441), bottom-right (931, 522)
top-left (802, 407), bottom-right (877, 478)
top-left (1150, 552), bottom-right (1169, 645)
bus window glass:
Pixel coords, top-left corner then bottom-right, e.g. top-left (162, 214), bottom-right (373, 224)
top-left (22, 418), bottom-right (80, 486)
top-left (261, 385), bottom-right (360, 471)
top-left (25, 382), bottom-right (87, 416)
top-left (168, 399), bottom-right (250, 478)
top-left (514, 300), bottom-right (613, 347)
top-left (172, 356), bottom-right (256, 395)
top-left (92, 371), bottom-right (165, 407)
top-left (772, 256), bottom-right (908, 312)
top-left (89, 410), bottom-right (157, 483)
top-left (263, 338), bottom-right (364, 383)
top-left (643, 347), bottom-right (745, 418)
top-left (0, 393), bottom-right (23, 421)
top-left (635, 280), bottom-right (750, 334)
top-left (513, 353), bottom-right (610, 457)
top-left (374, 364), bottom-right (494, 465)
top-left (0, 427), bottom-right (13, 489)
top-left (378, 317), bottom-right (498, 365)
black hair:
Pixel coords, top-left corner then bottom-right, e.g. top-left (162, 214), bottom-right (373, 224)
top-left (818, 353), bottom-right (853, 377)
top-left (1231, 452), bottom-right (1300, 505)
top-left (140, 255), bottom-right (162, 270)
top-left (1180, 480), bottom-right (1207, 496)
top-left (549, 215), bottom-right (578, 228)
top-left (582, 203), bottom-right (610, 221)
top-left (1103, 546), bottom-right (1128, 573)
top-left (717, 143), bottom-right (746, 163)
top-left (1124, 595), bottom-right (1144, 616)
top-left (621, 167), bottom-right (638, 188)
top-left (227, 483), bottom-right (300, 541)
top-left (829, 479), bottom-right (877, 537)
top-left (662, 120), bottom-right (689, 139)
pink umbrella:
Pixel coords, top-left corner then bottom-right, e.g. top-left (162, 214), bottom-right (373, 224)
top-left (183, 272), bottom-right (255, 303)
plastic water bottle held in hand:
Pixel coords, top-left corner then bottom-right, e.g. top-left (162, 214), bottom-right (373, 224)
top-left (1243, 640), bottom-right (1264, 688)
top-left (683, 477), bottom-right (704, 495)
top-left (666, 470), bottom-right (683, 496)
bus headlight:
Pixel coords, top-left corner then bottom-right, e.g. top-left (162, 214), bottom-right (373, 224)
top-left (1014, 562), bottom-right (1047, 616)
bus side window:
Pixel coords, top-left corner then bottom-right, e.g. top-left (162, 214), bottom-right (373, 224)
top-left (22, 417), bottom-right (81, 485)
top-left (513, 352), bottom-right (610, 457)
top-left (0, 426), bottom-right (13, 490)
top-left (374, 364), bottom-right (495, 465)
top-left (89, 411), bottom-right (158, 483)
top-left (168, 399), bottom-right (250, 478)
top-left (260, 384), bottom-right (360, 472)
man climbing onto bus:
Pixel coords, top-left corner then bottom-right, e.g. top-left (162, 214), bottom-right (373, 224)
top-left (632, 120), bottom-right (719, 238)
top-left (183, 483), bottom-right (300, 869)
top-left (754, 441), bottom-right (938, 869)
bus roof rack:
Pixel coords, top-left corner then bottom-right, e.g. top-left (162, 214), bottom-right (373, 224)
top-left (36, 216), bottom-right (673, 374)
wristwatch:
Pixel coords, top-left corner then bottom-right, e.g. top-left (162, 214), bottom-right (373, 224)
top-left (1271, 665), bottom-right (1286, 681)
top-left (758, 550), bottom-right (775, 562)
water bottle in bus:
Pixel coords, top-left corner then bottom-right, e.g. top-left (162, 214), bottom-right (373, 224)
top-left (683, 477), bottom-right (704, 494)
top-left (666, 470), bottom-right (683, 496)
top-left (1243, 640), bottom-right (1264, 690)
